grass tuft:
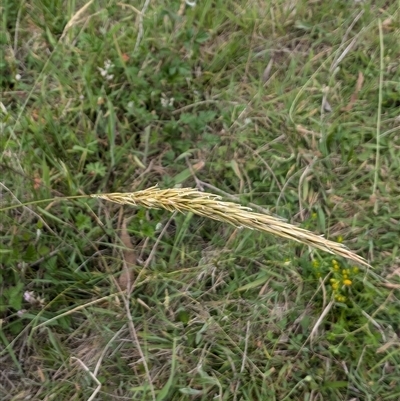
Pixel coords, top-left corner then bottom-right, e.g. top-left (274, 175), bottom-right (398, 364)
top-left (1, 0), bottom-right (400, 399)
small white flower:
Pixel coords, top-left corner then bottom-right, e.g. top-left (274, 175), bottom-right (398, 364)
top-left (127, 101), bottom-right (134, 108)
top-left (161, 94), bottom-right (168, 108)
top-left (15, 74), bottom-right (22, 81)
top-left (98, 67), bottom-right (107, 77)
top-left (104, 59), bottom-right (114, 70)
top-left (161, 93), bottom-right (174, 108)
top-left (17, 309), bottom-right (27, 317)
top-left (244, 118), bottom-right (252, 125)
top-left (37, 296), bottom-right (46, 307)
top-left (24, 291), bottom-right (35, 303)
top-left (23, 291), bottom-right (45, 307)
top-left (79, 94), bottom-right (84, 100)
top-left (98, 60), bottom-right (115, 81)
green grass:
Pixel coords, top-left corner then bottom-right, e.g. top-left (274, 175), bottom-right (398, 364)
top-left (1, 0), bottom-right (400, 400)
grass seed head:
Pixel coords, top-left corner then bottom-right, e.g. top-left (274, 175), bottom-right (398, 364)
top-left (91, 186), bottom-right (370, 267)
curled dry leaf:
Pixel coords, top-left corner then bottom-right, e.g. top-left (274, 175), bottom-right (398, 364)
top-left (342, 71), bottom-right (364, 112)
top-left (322, 98), bottom-right (332, 113)
top-left (262, 58), bottom-right (274, 83)
top-left (387, 267), bottom-right (400, 279)
top-left (379, 282), bottom-right (400, 290)
top-left (382, 17), bottom-right (394, 31)
top-left (118, 218), bottom-right (136, 291)
top-left (177, 0), bottom-right (186, 16)
top-left (376, 340), bottom-right (400, 354)
top-left (192, 160), bottom-right (205, 172)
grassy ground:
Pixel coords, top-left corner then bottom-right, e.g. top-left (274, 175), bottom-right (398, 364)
top-left (1, 0), bottom-right (400, 400)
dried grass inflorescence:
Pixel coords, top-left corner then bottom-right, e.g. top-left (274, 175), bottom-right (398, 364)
top-left (91, 186), bottom-right (369, 267)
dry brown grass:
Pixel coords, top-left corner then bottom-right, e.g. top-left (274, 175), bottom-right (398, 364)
top-left (91, 185), bottom-right (370, 267)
